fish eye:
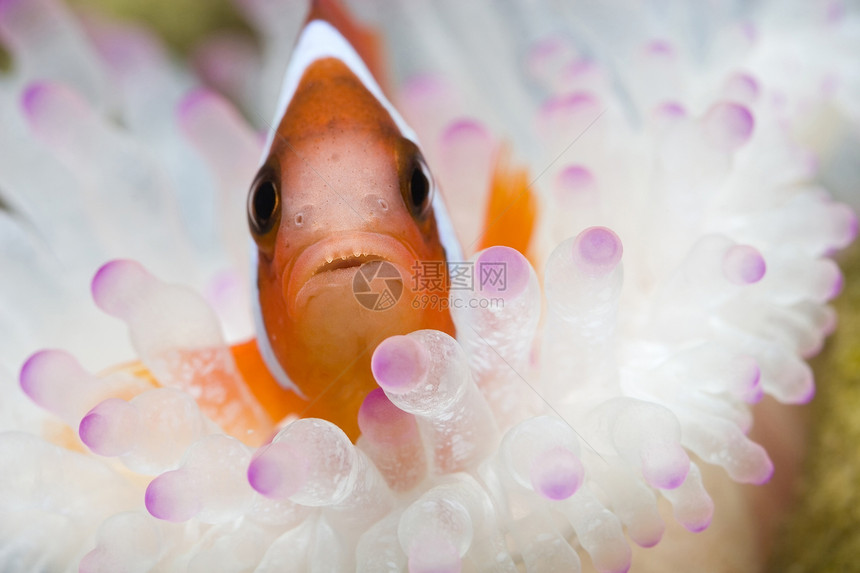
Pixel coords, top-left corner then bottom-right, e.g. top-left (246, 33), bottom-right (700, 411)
top-left (406, 159), bottom-right (433, 218)
top-left (248, 175), bottom-right (281, 240)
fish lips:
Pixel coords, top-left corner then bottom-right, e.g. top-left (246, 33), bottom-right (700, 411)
top-left (284, 232), bottom-right (418, 318)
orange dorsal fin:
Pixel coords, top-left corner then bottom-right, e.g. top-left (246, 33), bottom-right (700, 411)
top-left (477, 144), bottom-right (538, 266)
top-left (306, 0), bottom-right (388, 92)
top-left (230, 338), bottom-right (309, 423)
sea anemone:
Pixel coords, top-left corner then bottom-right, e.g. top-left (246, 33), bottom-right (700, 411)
top-left (1, 0), bottom-right (858, 571)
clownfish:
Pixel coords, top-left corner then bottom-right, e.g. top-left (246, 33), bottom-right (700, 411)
top-left (229, 0), bottom-right (537, 441)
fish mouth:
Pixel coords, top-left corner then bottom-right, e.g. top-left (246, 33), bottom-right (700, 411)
top-left (285, 232), bottom-right (418, 315)
top-left (313, 252), bottom-right (386, 274)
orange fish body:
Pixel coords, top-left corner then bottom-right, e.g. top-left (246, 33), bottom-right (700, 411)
top-left (235, 0), bottom-right (538, 441)
top-left (244, 2), bottom-right (459, 440)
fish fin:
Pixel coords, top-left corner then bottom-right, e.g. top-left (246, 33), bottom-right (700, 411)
top-left (100, 351), bottom-right (300, 443)
top-left (477, 144), bottom-right (538, 266)
top-left (306, 0), bottom-right (388, 91)
top-left (230, 338), bottom-right (309, 423)
top-left (99, 359), bottom-right (160, 389)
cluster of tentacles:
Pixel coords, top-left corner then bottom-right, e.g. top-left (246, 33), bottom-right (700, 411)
top-left (1, 0), bottom-right (858, 571)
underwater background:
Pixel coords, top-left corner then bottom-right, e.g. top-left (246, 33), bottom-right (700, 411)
top-left (1, 0), bottom-right (859, 570)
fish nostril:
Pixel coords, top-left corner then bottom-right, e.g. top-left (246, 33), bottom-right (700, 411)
top-left (291, 205), bottom-right (316, 229)
top-left (364, 195), bottom-right (390, 218)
